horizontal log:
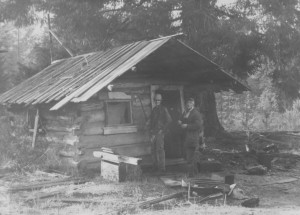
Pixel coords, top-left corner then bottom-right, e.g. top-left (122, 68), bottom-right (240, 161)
top-left (108, 92), bottom-right (131, 99)
top-left (45, 131), bottom-right (69, 138)
top-left (41, 112), bottom-right (73, 122)
top-left (81, 110), bottom-right (105, 123)
top-left (79, 101), bottom-right (104, 112)
top-left (45, 121), bottom-right (75, 130)
top-left (45, 125), bottom-right (74, 132)
top-left (81, 121), bottom-right (105, 135)
top-left (111, 143), bottom-right (150, 157)
top-left (78, 132), bottom-right (150, 148)
top-left (103, 125), bottom-right (138, 135)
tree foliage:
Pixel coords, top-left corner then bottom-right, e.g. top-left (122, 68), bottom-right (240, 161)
top-left (0, 0), bottom-right (261, 76)
top-left (1, 0), bottom-right (300, 112)
top-left (237, 0), bottom-right (300, 105)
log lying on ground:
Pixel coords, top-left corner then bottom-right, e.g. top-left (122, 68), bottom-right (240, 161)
top-left (25, 189), bottom-right (67, 202)
top-left (56, 198), bottom-right (103, 204)
top-left (198, 192), bottom-right (223, 203)
top-left (9, 177), bottom-right (87, 193)
top-left (261, 178), bottom-right (298, 186)
top-left (138, 191), bottom-right (186, 208)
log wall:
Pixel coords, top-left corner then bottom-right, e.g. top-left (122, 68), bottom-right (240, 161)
top-left (77, 82), bottom-right (152, 161)
top-left (7, 79), bottom-right (188, 172)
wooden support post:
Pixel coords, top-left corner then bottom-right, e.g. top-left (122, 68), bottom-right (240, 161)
top-left (32, 109), bottom-right (39, 148)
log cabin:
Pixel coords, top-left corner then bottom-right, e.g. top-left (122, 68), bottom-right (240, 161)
top-left (0, 34), bottom-right (249, 172)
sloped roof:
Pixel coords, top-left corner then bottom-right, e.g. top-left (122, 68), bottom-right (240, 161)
top-left (0, 35), bottom-right (249, 110)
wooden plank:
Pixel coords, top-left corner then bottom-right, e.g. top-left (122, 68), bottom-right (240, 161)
top-left (112, 82), bottom-right (150, 89)
top-left (113, 86), bottom-right (150, 95)
top-left (103, 125), bottom-right (138, 135)
top-left (108, 92), bottom-right (131, 99)
top-left (93, 151), bottom-right (142, 165)
top-left (32, 109), bottom-right (39, 148)
top-left (78, 132), bottom-right (149, 147)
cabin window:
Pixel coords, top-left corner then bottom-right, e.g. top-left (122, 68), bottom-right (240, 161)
top-left (105, 100), bottom-right (132, 126)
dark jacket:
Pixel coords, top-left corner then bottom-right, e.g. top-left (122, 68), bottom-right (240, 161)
top-left (150, 105), bottom-right (172, 134)
top-left (181, 108), bottom-right (203, 147)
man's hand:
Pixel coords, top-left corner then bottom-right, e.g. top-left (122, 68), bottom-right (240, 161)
top-left (181, 124), bottom-right (187, 129)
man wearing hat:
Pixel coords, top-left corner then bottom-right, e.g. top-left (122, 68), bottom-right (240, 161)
top-left (178, 97), bottom-right (203, 176)
top-left (149, 93), bottom-right (172, 172)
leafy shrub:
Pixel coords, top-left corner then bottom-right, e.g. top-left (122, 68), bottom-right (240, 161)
top-left (0, 110), bottom-right (52, 171)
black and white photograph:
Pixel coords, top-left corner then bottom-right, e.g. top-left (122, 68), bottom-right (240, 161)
top-left (1, 0), bottom-right (300, 214)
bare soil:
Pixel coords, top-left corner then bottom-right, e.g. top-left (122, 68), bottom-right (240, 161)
top-left (1, 132), bottom-right (300, 215)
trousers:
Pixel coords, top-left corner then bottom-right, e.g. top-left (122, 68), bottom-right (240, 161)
top-left (185, 145), bottom-right (200, 177)
top-left (151, 132), bottom-right (165, 171)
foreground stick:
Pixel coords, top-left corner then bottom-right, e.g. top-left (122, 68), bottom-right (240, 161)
top-left (9, 178), bottom-right (87, 192)
top-left (138, 191), bottom-right (186, 208)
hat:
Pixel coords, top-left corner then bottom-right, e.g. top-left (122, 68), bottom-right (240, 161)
top-left (186, 97), bottom-right (195, 103)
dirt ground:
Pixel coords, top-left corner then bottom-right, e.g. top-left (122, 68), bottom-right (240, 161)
top-left (1, 133), bottom-right (300, 215)
top-left (1, 161), bottom-right (300, 215)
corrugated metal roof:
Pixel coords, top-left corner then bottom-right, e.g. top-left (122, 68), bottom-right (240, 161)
top-left (0, 35), bottom-right (249, 110)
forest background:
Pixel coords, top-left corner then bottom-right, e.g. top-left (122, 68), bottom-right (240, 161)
top-left (1, 0), bottom-right (300, 133)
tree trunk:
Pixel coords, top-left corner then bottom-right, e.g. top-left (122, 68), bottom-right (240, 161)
top-left (195, 88), bottom-right (225, 138)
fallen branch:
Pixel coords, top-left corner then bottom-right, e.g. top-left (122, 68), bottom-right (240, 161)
top-left (9, 177), bottom-right (87, 193)
top-left (25, 189), bottom-right (66, 202)
top-left (56, 198), bottom-right (102, 204)
top-left (138, 191), bottom-right (186, 208)
top-left (261, 178), bottom-right (298, 186)
top-left (198, 192), bottom-right (223, 203)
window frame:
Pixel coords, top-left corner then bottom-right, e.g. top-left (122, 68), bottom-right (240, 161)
top-left (104, 99), bottom-right (133, 127)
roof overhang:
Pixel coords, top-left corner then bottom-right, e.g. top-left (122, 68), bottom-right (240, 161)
top-left (0, 34), bottom-right (249, 111)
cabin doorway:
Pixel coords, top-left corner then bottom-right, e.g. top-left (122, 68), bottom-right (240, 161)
top-left (151, 85), bottom-right (184, 159)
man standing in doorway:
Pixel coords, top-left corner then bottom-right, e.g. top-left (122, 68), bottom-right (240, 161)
top-left (179, 98), bottom-right (203, 176)
top-left (149, 93), bottom-right (172, 172)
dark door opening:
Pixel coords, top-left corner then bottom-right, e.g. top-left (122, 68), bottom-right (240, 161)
top-left (161, 90), bottom-right (184, 159)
